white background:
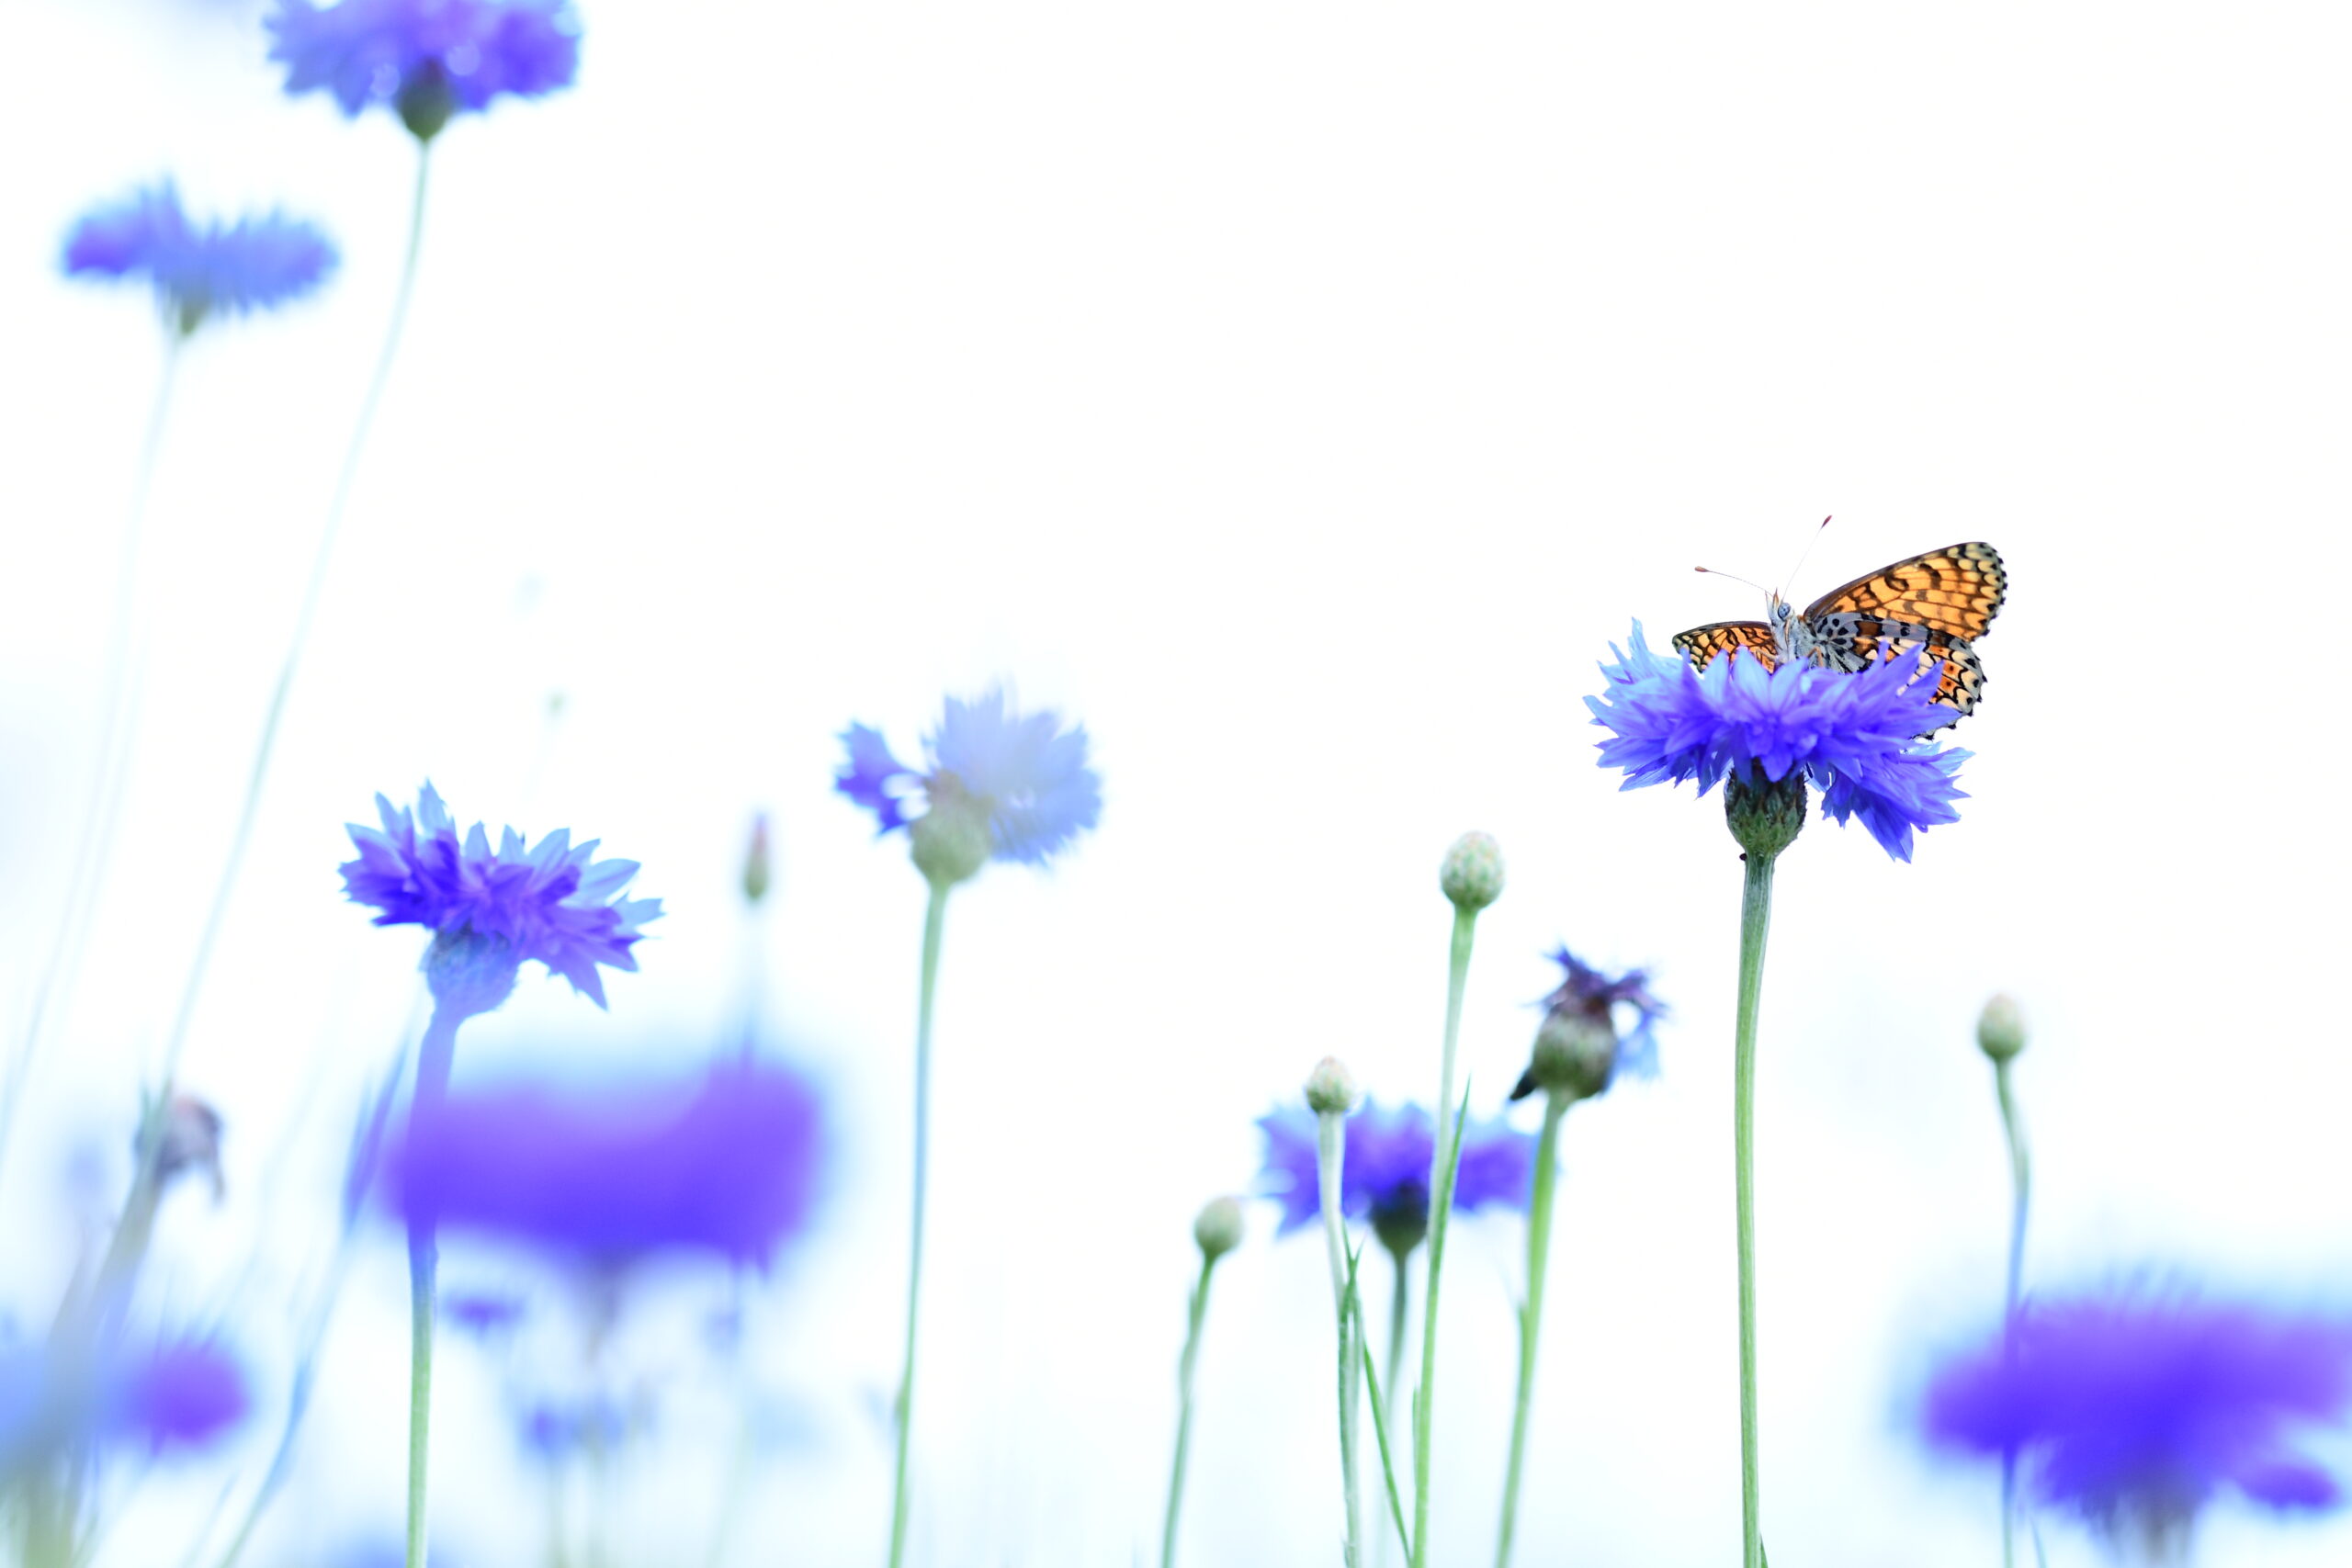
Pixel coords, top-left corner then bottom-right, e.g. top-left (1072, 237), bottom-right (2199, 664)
top-left (3, 2), bottom-right (2349, 1564)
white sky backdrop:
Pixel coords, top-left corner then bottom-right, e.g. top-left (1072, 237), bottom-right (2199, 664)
top-left (3, 1), bottom-right (2349, 1564)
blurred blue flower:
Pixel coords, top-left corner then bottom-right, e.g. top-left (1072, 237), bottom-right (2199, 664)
top-left (0, 1337), bottom-right (248, 1471)
top-left (341, 784), bottom-right (660, 1010)
top-left (268, 0), bottom-right (581, 132)
top-left (837, 688), bottom-right (1102, 867)
top-left (520, 1393), bottom-right (632, 1462)
top-left (441, 1291), bottom-right (527, 1337)
top-left (62, 181), bottom-right (335, 332)
top-left (1543, 946), bottom-right (1667, 1081)
top-left (1588, 623), bottom-right (1971, 862)
top-left (388, 1064), bottom-right (823, 1268)
top-left (1925, 1291), bottom-right (2352, 1539)
top-left (1257, 1100), bottom-right (1534, 1256)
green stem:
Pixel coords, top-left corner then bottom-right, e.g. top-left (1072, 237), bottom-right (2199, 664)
top-left (1995, 1056), bottom-right (2031, 1568)
top-left (1319, 1111), bottom-right (1363, 1566)
top-left (1374, 1249), bottom-right (1411, 1568)
top-left (405, 1004), bottom-right (463, 1568)
top-left (1732, 847), bottom-right (1778, 1568)
top-left (887, 880), bottom-right (951, 1568)
top-left (1159, 1253), bottom-right (1220, 1568)
top-left (1495, 1093), bottom-right (1568, 1568)
top-left (153, 140), bottom-right (432, 1100)
top-left (0, 331), bottom-right (186, 1185)
top-left (1411, 907), bottom-right (1479, 1567)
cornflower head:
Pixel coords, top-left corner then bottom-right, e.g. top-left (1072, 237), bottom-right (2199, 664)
top-left (0, 1337), bottom-right (249, 1473)
top-left (836, 687), bottom-right (1102, 886)
top-left (1257, 1099), bottom-right (1534, 1259)
top-left (340, 784), bottom-right (659, 1021)
top-left (1512, 945), bottom-right (1668, 1102)
top-left (1588, 623), bottom-right (1972, 862)
top-left (1924, 1290), bottom-right (2352, 1556)
top-left (267, 0), bottom-right (582, 141)
top-left (386, 1063), bottom-right (824, 1270)
top-left (62, 181), bottom-right (335, 335)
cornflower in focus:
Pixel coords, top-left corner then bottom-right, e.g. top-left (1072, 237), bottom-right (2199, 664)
top-left (62, 181), bottom-right (336, 335)
top-left (1925, 1291), bottom-right (2352, 1561)
top-left (387, 1063), bottom-right (824, 1269)
top-left (1588, 623), bottom-right (1971, 862)
top-left (268, 0), bottom-right (582, 140)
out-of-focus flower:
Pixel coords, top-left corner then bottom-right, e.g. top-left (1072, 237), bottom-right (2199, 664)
top-left (1258, 1100), bottom-right (1534, 1257)
top-left (1588, 623), bottom-right (1971, 861)
top-left (441, 1291), bottom-right (527, 1337)
top-left (106, 1340), bottom-right (250, 1451)
top-left (1924, 1290), bottom-right (2352, 1547)
top-left (0, 1337), bottom-right (249, 1471)
top-left (341, 784), bottom-right (660, 1015)
top-left (267, 0), bottom-right (581, 138)
top-left (62, 181), bottom-right (335, 333)
top-left (388, 1064), bottom-right (822, 1269)
top-left (836, 689), bottom-right (1102, 872)
top-left (519, 1393), bottom-right (633, 1461)
top-left (150, 1094), bottom-right (226, 1202)
top-left (1512, 946), bottom-right (1668, 1102)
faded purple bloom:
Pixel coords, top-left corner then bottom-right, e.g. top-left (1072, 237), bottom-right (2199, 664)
top-left (1924, 1291), bottom-right (2352, 1540)
top-left (442, 1291), bottom-right (527, 1337)
top-left (1588, 622), bottom-right (1971, 861)
top-left (1544, 946), bottom-right (1667, 1081)
top-left (341, 784), bottom-right (659, 1010)
top-left (836, 688), bottom-right (1102, 867)
top-left (388, 1064), bottom-right (823, 1268)
top-left (107, 1341), bottom-right (250, 1452)
top-left (62, 181), bottom-right (335, 332)
top-left (1257, 1100), bottom-right (1534, 1257)
top-left (268, 0), bottom-right (581, 134)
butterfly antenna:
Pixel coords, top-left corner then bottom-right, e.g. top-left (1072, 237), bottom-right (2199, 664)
top-left (1694, 565), bottom-right (1770, 593)
top-left (1781, 515), bottom-right (1831, 595)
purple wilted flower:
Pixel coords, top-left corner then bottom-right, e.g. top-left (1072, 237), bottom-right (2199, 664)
top-left (1924, 1291), bottom-right (2352, 1548)
top-left (62, 181), bottom-right (334, 333)
top-left (1588, 623), bottom-right (1971, 861)
top-left (268, 0), bottom-right (581, 137)
top-left (836, 688), bottom-right (1102, 871)
top-left (341, 784), bottom-right (659, 1016)
top-left (1257, 1100), bottom-right (1534, 1258)
top-left (1529, 946), bottom-right (1668, 1088)
top-left (387, 1064), bottom-right (823, 1269)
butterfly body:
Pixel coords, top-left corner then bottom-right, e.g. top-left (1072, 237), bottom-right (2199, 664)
top-left (1672, 541), bottom-right (2006, 733)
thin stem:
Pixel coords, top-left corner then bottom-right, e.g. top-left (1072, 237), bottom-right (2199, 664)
top-left (404, 1004), bottom-right (463, 1568)
top-left (1374, 1247), bottom-right (1411, 1568)
top-left (0, 331), bottom-right (186, 1180)
top-left (1995, 1056), bottom-right (2031, 1568)
top-left (1319, 1112), bottom-right (1363, 1566)
top-left (887, 880), bottom-right (951, 1568)
top-left (1732, 848), bottom-right (1779, 1568)
top-left (1495, 1093), bottom-right (1568, 1568)
top-left (1159, 1253), bottom-right (1219, 1568)
top-left (1356, 1291), bottom-right (1412, 1559)
top-left (153, 140), bottom-right (433, 1098)
top-left (1411, 907), bottom-right (1479, 1568)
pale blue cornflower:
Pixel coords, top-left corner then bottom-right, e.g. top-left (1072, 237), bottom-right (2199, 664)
top-left (268, 0), bottom-right (582, 138)
top-left (837, 688), bottom-right (1102, 874)
top-left (62, 181), bottom-right (335, 334)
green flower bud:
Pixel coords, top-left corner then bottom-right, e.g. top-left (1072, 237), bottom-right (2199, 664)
top-left (1193, 1196), bottom-right (1245, 1262)
top-left (741, 813), bottom-right (773, 906)
top-left (1305, 1055), bottom-right (1361, 1116)
top-left (398, 67), bottom-right (457, 143)
top-left (1440, 831), bottom-right (1505, 912)
top-left (1514, 1003), bottom-right (1616, 1104)
top-left (1724, 770), bottom-right (1807, 861)
top-left (1976, 994), bottom-right (2027, 1064)
top-left (909, 793), bottom-right (991, 888)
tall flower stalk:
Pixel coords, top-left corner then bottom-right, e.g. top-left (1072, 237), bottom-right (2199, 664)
top-left (1162, 1198), bottom-right (1242, 1568)
top-left (1586, 622), bottom-right (1983, 1568)
top-left (1409, 832), bottom-right (1504, 1567)
top-left (1306, 1059), bottom-right (1366, 1564)
top-left (835, 689), bottom-right (1101, 1568)
top-left (1976, 995), bottom-right (2032, 1566)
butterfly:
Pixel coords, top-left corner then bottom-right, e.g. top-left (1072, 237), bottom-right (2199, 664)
top-left (1671, 541), bottom-right (2007, 734)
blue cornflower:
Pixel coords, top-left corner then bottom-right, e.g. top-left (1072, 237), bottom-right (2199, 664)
top-left (836, 688), bottom-right (1102, 874)
top-left (0, 1337), bottom-right (248, 1472)
top-left (1924, 1291), bottom-right (2352, 1542)
top-left (268, 0), bottom-right (582, 139)
top-left (387, 1064), bottom-right (823, 1268)
top-left (1588, 623), bottom-right (1971, 862)
top-left (62, 181), bottom-right (335, 334)
top-left (341, 784), bottom-right (659, 1015)
top-left (1257, 1100), bottom-right (1535, 1258)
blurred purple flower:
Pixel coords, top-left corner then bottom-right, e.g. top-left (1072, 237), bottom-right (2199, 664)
top-left (268, 0), bottom-right (580, 132)
top-left (388, 1064), bottom-right (823, 1268)
top-left (441, 1291), bottom-right (527, 1337)
top-left (1543, 946), bottom-right (1667, 1081)
top-left (1588, 622), bottom-right (1971, 862)
top-left (62, 181), bottom-right (334, 332)
top-left (341, 784), bottom-right (660, 1010)
top-left (837, 688), bottom-right (1102, 867)
top-left (519, 1393), bottom-right (631, 1461)
top-left (1925, 1291), bottom-right (2352, 1539)
top-left (0, 1337), bottom-right (248, 1470)
top-left (1257, 1100), bottom-right (1534, 1256)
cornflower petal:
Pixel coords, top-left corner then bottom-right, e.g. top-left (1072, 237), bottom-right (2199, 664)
top-left (836, 689), bottom-right (1102, 867)
top-left (62, 181), bottom-right (336, 327)
top-left (267, 0), bottom-right (581, 120)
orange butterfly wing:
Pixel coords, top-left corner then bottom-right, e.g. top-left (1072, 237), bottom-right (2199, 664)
top-left (1671, 622), bottom-right (1779, 672)
top-left (1803, 541), bottom-right (2006, 642)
